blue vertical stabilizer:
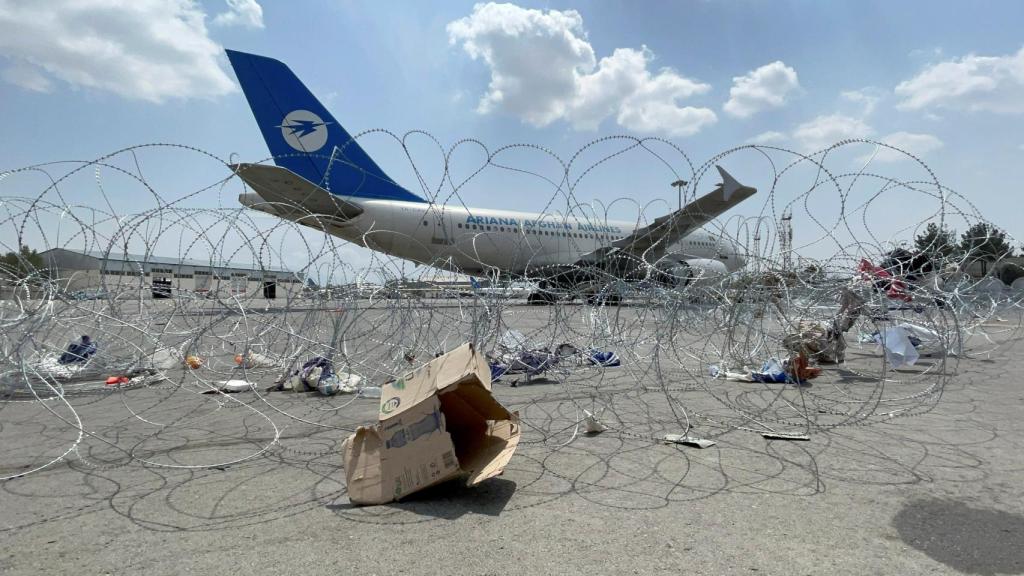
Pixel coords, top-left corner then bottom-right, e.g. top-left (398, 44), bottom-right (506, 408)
top-left (225, 49), bottom-right (425, 203)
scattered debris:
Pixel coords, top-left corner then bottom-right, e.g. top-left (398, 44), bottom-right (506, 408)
top-left (57, 335), bottom-right (97, 365)
top-left (875, 326), bottom-right (920, 368)
top-left (235, 351), bottom-right (278, 369)
top-left (751, 358), bottom-right (788, 383)
top-left (762, 432), bottom-right (811, 441)
top-left (215, 379), bottom-right (255, 393)
top-left (583, 409), bottom-right (606, 434)
top-left (344, 343), bottom-right (521, 505)
top-left (663, 434), bottom-right (717, 448)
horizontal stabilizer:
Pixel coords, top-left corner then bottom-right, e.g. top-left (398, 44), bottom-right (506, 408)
top-left (577, 165), bottom-right (756, 264)
top-left (232, 163), bottom-right (364, 226)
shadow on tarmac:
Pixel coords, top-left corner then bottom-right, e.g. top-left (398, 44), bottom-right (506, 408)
top-left (893, 498), bottom-right (1024, 575)
top-left (328, 477), bottom-right (517, 519)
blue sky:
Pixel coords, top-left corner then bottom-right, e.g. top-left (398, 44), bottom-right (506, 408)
top-left (1, 0), bottom-right (1022, 270)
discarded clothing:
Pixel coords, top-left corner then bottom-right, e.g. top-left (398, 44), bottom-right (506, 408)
top-left (782, 291), bottom-right (864, 364)
top-left (318, 372), bottom-right (362, 396)
top-left (588, 350), bottom-right (621, 367)
top-left (858, 258), bottom-right (913, 302)
top-left (723, 370), bottom-right (755, 382)
top-left (58, 336), bottom-right (97, 365)
top-left (751, 358), bottom-right (788, 383)
top-left (488, 330), bottom-right (621, 382)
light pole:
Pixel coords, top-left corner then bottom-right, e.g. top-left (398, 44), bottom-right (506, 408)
top-left (671, 179), bottom-right (688, 210)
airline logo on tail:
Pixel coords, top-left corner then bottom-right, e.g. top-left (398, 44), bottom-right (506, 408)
top-left (277, 110), bottom-right (332, 152)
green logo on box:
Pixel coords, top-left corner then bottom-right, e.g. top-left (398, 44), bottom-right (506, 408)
top-left (381, 397), bottom-right (401, 414)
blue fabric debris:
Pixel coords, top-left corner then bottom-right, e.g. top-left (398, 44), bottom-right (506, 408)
top-left (58, 335), bottom-right (97, 365)
top-left (750, 358), bottom-right (788, 383)
top-left (300, 356), bottom-right (333, 385)
top-left (488, 331), bottom-right (621, 382)
top-left (589, 350), bottom-right (620, 367)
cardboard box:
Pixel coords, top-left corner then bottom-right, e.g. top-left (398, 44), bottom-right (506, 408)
top-left (343, 343), bottom-right (521, 505)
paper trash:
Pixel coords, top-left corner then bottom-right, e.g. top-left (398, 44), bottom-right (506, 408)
top-left (343, 343), bottom-right (521, 505)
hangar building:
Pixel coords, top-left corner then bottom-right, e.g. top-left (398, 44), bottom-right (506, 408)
top-left (41, 248), bottom-right (306, 299)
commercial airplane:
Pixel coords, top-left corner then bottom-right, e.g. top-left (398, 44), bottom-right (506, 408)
top-left (225, 49), bottom-right (757, 303)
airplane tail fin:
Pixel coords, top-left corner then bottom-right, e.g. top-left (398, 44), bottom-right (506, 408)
top-left (225, 49), bottom-right (425, 203)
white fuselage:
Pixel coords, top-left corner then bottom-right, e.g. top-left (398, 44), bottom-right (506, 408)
top-left (317, 198), bottom-right (745, 276)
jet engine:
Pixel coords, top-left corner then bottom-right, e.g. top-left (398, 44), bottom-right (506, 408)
top-left (653, 258), bottom-right (729, 287)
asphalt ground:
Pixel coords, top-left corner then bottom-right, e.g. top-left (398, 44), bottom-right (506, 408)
top-left (1, 300), bottom-right (1023, 575)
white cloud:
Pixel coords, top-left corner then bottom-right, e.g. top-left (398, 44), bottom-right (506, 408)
top-left (857, 132), bottom-right (944, 163)
top-left (1, 62), bottom-right (51, 92)
top-left (895, 46), bottom-right (1024, 114)
top-left (746, 131), bottom-right (787, 145)
top-left (447, 3), bottom-right (716, 137)
top-left (0, 0), bottom-right (236, 103)
top-left (213, 0), bottom-right (265, 29)
top-left (791, 114), bottom-right (873, 151)
top-left (723, 61), bottom-right (800, 118)
top-left (840, 88), bottom-right (882, 116)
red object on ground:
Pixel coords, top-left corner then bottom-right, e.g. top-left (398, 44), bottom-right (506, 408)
top-left (790, 352), bottom-right (822, 381)
top-left (858, 258), bottom-right (912, 302)
top-left (105, 376), bottom-right (129, 385)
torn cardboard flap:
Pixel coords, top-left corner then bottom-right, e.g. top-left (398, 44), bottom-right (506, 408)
top-left (379, 342), bottom-right (496, 420)
top-left (344, 343), bottom-right (521, 505)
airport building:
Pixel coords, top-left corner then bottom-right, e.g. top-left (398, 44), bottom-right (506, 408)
top-left (40, 248), bottom-right (306, 299)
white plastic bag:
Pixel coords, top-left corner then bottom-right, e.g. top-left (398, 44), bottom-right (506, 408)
top-left (878, 326), bottom-right (920, 368)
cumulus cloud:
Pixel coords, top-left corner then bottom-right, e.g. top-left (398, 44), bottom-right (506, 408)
top-left (746, 131), bottom-right (787, 145)
top-left (857, 131), bottom-right (943, 163)
top-left (723, 61), bottom-right (800, 118)
top-left (791, 114), bottom-right (873, 151)
top-left (1, 62), bottom-right (51, 92)
top-left (213, 0), bottom-right (265, 29)
top-left (840, 88), bottom-right (882, 116)
top-left (447, 2), bottom-right (716, 137)
top-left (895, 46), bottom-right (1024, 114)
top-left (0, 0), bottom-right (236, 103)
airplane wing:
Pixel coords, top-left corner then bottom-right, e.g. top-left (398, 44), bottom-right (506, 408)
top-left (231, 163), bottom-right (364, 228)
top-left (575, 165), bottom-right (756, 265)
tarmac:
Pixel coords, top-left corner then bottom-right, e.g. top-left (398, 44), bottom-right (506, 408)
top-left (2, 301), bottom-right (1023, 575)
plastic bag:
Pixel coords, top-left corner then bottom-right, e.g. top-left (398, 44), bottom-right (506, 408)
top-left (875, 326), bottom-right (920, 368)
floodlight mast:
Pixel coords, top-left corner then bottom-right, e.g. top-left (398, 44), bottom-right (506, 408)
top-left (671, 179), bottom-right (688, 211)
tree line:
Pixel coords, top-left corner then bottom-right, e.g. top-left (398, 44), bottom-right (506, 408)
top-left (882, 222), bottom-right (1021, 284)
